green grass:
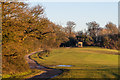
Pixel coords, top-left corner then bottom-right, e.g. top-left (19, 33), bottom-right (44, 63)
top-left (2, 69), bottom-right (44, 79)
top-left (30, 47), bottom-right (119, 78)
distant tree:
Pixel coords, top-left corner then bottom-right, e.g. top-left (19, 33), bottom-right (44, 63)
top-left (105, 22), bottom-right (118, 35)
top-left (60, 21), bottom-right (76, 47)
top-left (86, 21), bottom-right (100, 37)
top-left (66, 21), bottom-right (76, 35)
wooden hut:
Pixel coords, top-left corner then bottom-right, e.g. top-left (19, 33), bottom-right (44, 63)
top-left (76, 42), bottom-right (83, 47)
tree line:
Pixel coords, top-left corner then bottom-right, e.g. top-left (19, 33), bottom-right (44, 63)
top-left (61, 21), bottom-right (119, 50)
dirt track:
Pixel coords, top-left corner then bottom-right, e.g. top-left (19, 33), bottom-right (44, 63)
top-left (25, 51), bottom-right (62, 80)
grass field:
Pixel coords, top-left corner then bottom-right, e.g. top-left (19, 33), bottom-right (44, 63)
top-left (30, 47), bottom-right (119, 78)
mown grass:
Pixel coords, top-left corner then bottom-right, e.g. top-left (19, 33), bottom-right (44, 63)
top-left (30, 47), bottom-right (119, 78)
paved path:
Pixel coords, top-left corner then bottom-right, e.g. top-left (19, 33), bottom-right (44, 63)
top-left (25, 51), bottom-right (62, 80)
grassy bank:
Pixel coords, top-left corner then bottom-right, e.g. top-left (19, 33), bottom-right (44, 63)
top-left (30, 47), bottom-right (119, 78)
top-left (2, 69), bottom-right (44, 80)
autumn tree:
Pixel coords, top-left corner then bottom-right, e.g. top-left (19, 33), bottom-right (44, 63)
top-left (105, 22), bottom-right (118, 35)
top-left (2, 2), bottom-right (69, 74)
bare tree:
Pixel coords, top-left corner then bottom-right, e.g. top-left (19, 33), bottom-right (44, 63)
top-left (66, 21), bottom-right (76, 34)
top-left (86, 21), bottom-right (100, 37)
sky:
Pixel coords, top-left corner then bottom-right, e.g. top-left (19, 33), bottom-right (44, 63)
top-left (26, 1), bottom-right (118, 31)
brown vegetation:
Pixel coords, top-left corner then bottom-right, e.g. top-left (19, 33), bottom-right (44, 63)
top-left (2, 2), bottom-right (68, 74)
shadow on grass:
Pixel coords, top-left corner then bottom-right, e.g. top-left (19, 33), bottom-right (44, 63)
top-left (110, 72), bottom-right (120, 78)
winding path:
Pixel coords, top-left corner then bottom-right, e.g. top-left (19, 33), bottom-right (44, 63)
top-left (25, 51), bottom-right (62, 80)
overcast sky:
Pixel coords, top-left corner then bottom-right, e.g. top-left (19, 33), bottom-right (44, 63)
top-left (26, 1), bottom-right (118, 31)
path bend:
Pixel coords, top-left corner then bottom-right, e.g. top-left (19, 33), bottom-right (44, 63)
top-left (25, 50), bottom-right (63, 80)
